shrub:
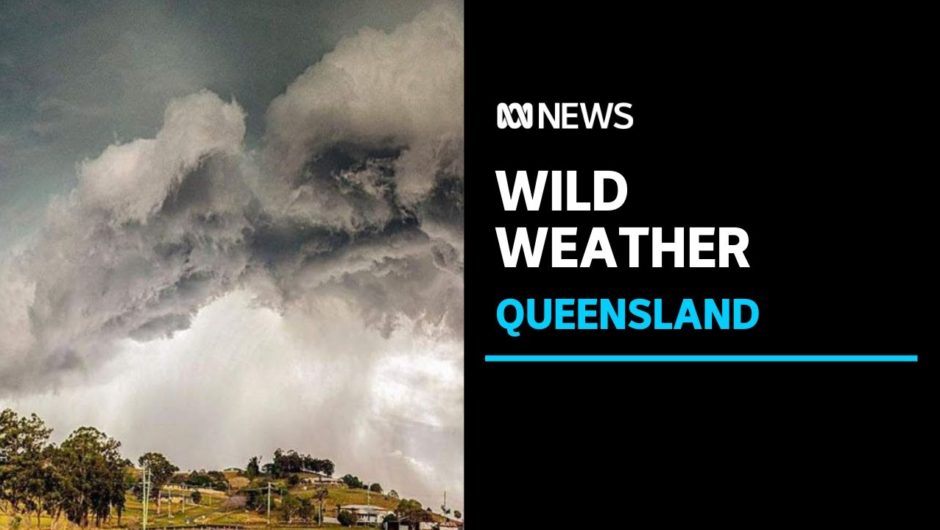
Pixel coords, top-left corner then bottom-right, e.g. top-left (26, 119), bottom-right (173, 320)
top-left (338, 510), bottom-right (358, 527)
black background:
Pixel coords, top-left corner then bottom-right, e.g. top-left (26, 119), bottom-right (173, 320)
top-left (465, 4), bottom-right (931, 525)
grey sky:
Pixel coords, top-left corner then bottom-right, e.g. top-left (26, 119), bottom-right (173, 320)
top-left (0, 0), bottom-right (444, 248)
top-left (1, 0), bottom-right (463, 510)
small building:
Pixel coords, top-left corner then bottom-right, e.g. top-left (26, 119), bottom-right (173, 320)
top-left (340, 504), bottom-right (395, 526)
top-left (300, 471), bottom-right (343, 486)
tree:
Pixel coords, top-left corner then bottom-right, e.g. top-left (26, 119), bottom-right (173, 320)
top-left (454, 510), bottom-right (462, 519)
top-left (319, 459), bottom-right (335, 477)
top-left (298, 497), bottom-right (314, 522)
top-left (138, 452), bottom-right (178, 499)
top-left (396, 498), bottom-right (424, 519)
top-left (246, 456), bottom-right (260, 479)
top-left (55, 427), bottom-right (126, 527)
top-left (268, 449), bottom-right (285, 477)
top-left (0, 409), bottom-right (53, 525)
top-left (266, 450), bottom-right (335, 476)
top-left (287, 473), bottom-right (300, 487)
top-left (206, 470), bottom-right (230, 491)
top-left (276, 450), bottom-right (303, 475)
top-left (184, 470), bottom-right (228, 491)
top-left (337, 510), bottom-right (358, 527)
top-left (340, 474), bottom-right (364, 489)
top-left (109, 461), bottom-right (130, 526)
top-left (369, 483), bottom-right (382, 493)
top-left (314, 487), bottom-right (329, 527)
top-left (191, 490), bottom-right (202, 505)
top-left (245, 489), bottom-right (264, 512)
top-left (279, 494), bottom-right (301, 523)
top-left (388, 489), bottom-right (399, 499)
top-left (301, 457), bottom-right (335, 477)
top-left (42, 446), bottom-right (68, 526)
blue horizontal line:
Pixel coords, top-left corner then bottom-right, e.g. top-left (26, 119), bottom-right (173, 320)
top-left (485, 355), bottom-right (918, 363)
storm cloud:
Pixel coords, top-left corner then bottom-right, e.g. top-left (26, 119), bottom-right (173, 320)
top-left (1, 0), bottom-right (462, 508)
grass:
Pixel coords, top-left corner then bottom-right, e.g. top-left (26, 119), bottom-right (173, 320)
top-left (0, 475), bottom-right (437, 530)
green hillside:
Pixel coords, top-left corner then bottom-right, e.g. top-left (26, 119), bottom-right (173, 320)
top-left (1, 472), bottom-right (451, 530)
top-left (1, 410), bottom-right (459, 530)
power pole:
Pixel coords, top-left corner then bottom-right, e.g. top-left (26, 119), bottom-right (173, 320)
top-left (267, 482), bottom-right (272, 526)
top-left (142, 466), bottom-right (151, 530)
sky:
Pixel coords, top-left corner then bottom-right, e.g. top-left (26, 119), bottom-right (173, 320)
top-left (0, 0), bottom-right (463, 510)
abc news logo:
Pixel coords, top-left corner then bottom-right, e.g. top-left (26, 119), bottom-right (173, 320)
top-left (496, 102), bottom-right (633, 130)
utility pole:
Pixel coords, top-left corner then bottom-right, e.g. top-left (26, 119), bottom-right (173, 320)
top-left (266, 482), bottom-right (272, 526)
top-left (142, 466), bottom-right (151, 530)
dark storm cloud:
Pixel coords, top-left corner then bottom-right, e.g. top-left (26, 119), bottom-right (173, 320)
top-left (0, 0), bottom-right (443, 249)
top-left (0, 1), bottom-right (463, 390)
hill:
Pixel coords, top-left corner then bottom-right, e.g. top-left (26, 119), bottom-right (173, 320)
top-left (2, 472), bottom-right (455, 529)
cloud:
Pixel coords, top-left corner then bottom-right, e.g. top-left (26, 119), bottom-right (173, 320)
top-left (1, 0), bottom-right (463, 508)
top-left (2, 0), bottom-right (462, 389)
top-left (77, 91), bottom-right (246, 223)
top-left (1, 91), bottom-right (254, 390)
top-left (2, 290), bottom-right (463, 507)
top-left (264, 2), bottom-right (462, 180)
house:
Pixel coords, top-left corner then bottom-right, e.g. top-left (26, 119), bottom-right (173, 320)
top-left (300, 471), bottom-right (343, 486)
top-left (340, 504), bottom-right (395, 526)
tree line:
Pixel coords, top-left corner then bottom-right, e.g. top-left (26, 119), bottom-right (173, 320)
top-left (4, 409), bottom-right (459, 528)
top-left (0, 410), bottom-right (225, 528)
top-left (245, 449), bottom-right (334, 479)
top-left (0, 410), bottom-right (127, 528)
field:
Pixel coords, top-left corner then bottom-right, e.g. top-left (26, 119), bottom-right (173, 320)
top-left (0, 473), bottom-right (416, 530)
